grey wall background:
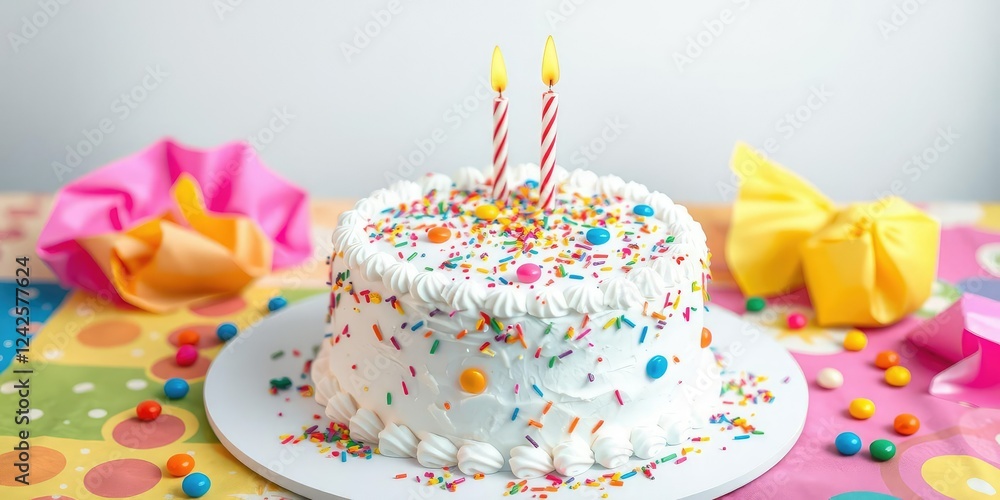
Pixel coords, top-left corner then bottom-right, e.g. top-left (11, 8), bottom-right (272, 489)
top-left (1, 0), bottom-right (998, 202)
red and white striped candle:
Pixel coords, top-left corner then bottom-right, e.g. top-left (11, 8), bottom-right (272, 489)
top-left (539, 36), bottom-right (560, 211)
top-left (490, 46), bottom-right (509, 204)
top-left (492, 96), bottom-right (509, 202)
top-left (539, 90), bottom-right (558, 210)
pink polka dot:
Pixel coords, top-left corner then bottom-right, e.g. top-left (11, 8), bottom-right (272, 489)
top-left (190, 295), bottom-right (246, 316)
top-left (84, 459), bottom-right (160, 498)
top-left (167, 324), bottom-right (221, 349)
top-left (150, 355), bottom-right (211, 381)
top-left (111, 415), bottom-right (186, 449)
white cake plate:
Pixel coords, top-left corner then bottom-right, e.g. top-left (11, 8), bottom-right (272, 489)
top-left (206, 296), bottom-right (807, 500)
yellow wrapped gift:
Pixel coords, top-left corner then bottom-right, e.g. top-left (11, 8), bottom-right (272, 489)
top-left (726, 143), bottom-right (940, 327)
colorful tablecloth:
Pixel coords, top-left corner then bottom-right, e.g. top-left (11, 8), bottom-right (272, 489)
top-left (1, 194), bottom-right (998, 499)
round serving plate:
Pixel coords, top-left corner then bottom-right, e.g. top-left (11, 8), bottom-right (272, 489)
top-left (206, 295), bottom-right (807, 499)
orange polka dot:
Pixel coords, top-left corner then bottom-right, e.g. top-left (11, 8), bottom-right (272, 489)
top-left (167, 325), bottom-right (220, 349)
top-left (112, 415), bottom-right (186, 449)
top-left (84, 459), bottom-right (161, 498)
top-left (150, 355), bottom-right (211, 381)
top-left (0, 446), bottom-right (65, 486)
top-left (78, 320), bottom-right (141, 347)
top-left (189, 295), bottom-right (246, 316)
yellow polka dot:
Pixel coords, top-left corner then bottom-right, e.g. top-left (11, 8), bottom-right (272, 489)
top-left (922, 455), bottom-right (1000, 499)
top-left (459, 368), bottom-right (487, 394)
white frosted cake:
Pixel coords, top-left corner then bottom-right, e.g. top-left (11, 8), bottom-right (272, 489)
top-left (311, 164), bottom-right (720, 478)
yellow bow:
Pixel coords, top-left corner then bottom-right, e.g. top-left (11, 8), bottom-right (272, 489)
top-left (76, 175), bottom-right (273, 312)
top-left (726, 143), bottom-right (940, 327)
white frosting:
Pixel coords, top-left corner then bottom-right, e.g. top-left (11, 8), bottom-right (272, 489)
top-left (601, 277), bottom-right (645, 310)
top-left (416, 433), bottom-right (459, 468)
top-left (442, 281), bottom-right (485, 312)
top-left (409, 272), bottom-right (450, 303)
top-left (348, 408), bottom-right (384, 445)
top-left (629, 267), bottom-right (667, 300)
top-left (526, 288), bottom-right (570, 318)
top-left (630, 426), bottom-right (668, 459)
top-left (509, 445), bottom-right (554, 479)
top-left (592, 429), bottom-right (634, 468)
top-left (563, 285), bottom-right (604, 314)
top-left (552, 438), bottom-right (595, 476)
top-left (381, 262), bottom-right (417, 292)
top-left (484, 286), bottom-right (527, 318)
top-left (658, 412), bottom-right (693, 445)
top-left (314, 165), bottom-right (719, 475)
top-left (378, 423), bottom-right (418, 458)
top-left (324, 392), bottom-right (358, 425)
top-left (457, 442), bottom-right (505, 475)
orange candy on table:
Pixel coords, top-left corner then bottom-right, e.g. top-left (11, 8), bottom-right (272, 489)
top-left (167, 453), bottom-right (195, 477)
top-left (428, 226), bottom-right (451, 244)
top-left (701, 327), bottom-right (712, 348)
top-left (177, 330), bottom-right (200, 346)
top-left (875, 350), bottom-right (900, 369)
top-left (893, 413), bottom-right (920, 435)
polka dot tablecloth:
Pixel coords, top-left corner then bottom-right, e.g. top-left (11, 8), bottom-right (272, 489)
top-left (0, 195), bottom-right (998, 499)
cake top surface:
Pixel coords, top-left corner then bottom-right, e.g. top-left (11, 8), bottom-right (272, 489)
top-left (333, 165), bottom-right (709, 319)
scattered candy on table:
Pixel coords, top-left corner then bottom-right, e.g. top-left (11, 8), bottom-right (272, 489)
top-left (182, 472), bottom-right (212, 498)
top-left (516, 263), bottom-right (541, 284)
top-left (268, 296), bottom-right (287, 312)
top-left (216, 321), bottom-right (239, 341)
top-left (874, 350), bottom-right (900, 369)
top-left (816, 367), bottom-right (844, 389)
top-left (176, 344), bottom-right (198, 367)
top-left (869, 439), bottom-right (896, 462)
top-left (167, 453), bottom-right (196, 477)
top-left (849, 398), bottom-right (875, 420)
top-left (835, 432), bottom-right (863, 456)
top-left (786, 312), bottom-right (807, 330)
top-left (136, 400), bottom-right (162, 421)
top-left (745, 296), bottom-right (766, 312)
top-left (884, 366), bottom-right (911, 387)
top-left (843, 330), bottom-right (868, 351)
top-left (177, 329), bottom-right (200, 346)
top-left (163, 377), bottom-right (190, 399)
top-left (893, 413), bottom-right (920, 435)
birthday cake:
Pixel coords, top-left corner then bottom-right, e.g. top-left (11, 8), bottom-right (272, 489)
top-left (310, 164), bottom-right (720, 478)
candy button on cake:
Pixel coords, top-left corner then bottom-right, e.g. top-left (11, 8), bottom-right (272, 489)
top-left (311, 164), bottom-right (719, 478)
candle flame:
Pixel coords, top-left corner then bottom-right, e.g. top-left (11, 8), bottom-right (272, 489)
top-left (541, 35), bottom-right (559, 87)
top-left (491, 46), bottom-right (507, 93)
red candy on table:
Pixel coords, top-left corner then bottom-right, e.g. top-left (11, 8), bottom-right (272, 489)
top-left (136, 400), bottom-right (162, 421)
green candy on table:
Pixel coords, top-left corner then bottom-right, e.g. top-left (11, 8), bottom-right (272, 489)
top-left (269, 377), bottom-right (293, 390)
top-left (869, 439), bottom-right (896, 462)
top-left (746, 296), bottom-right (766, 312)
